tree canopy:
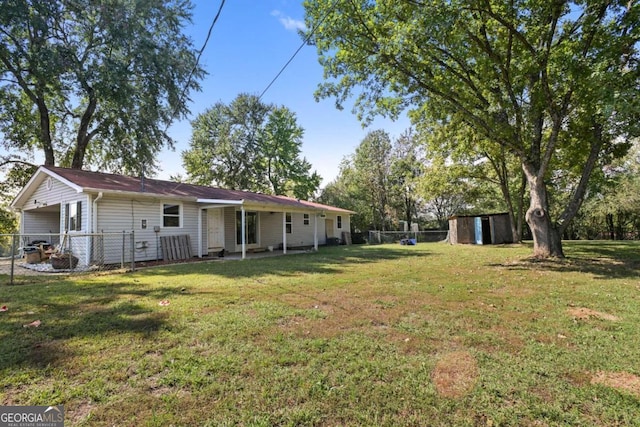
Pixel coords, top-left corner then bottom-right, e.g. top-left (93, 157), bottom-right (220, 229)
top-left (182, 94), bottom-right (321, 200)
top-left (0, 0), bottom-right (204, 174)
top-left (319, 129), bottom-right (428, 233)
top-left (304, 0), bottom-right (640, 257)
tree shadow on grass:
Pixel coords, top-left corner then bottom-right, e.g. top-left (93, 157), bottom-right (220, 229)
top-left (136, 245), bottom-right (431, 280)
top-left (488, 241), bottom-right (640, 280)
top-left (0, 281), bottom-right (173, 371)
top-left (0, 245), bottom-right (431, 371)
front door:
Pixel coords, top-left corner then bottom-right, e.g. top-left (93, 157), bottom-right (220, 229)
top-left (208, 209), bottom-right (225, 250)
top-left (325, 218), bottom-right (334, 238)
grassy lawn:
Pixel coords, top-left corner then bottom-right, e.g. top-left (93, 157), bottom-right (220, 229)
top-left (1, 241), bottom-right (640, 426)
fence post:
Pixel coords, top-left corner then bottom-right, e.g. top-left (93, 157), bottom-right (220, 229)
top-left (69, 234), bottom-right (74, 271)
top-left (9, 234), bottom-right (17, 285)
top-left (121, 231), bottom-right (125, 269)
top-left (130, 230), bottom-right (135, 272)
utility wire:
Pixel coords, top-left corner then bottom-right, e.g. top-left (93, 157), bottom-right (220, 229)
top-left (169, 0), bottom-right (226, 125)
top-left (258, 0), bottom-right (340, 100)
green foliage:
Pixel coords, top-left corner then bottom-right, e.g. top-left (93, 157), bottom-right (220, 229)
top-left (183, 94), bottom-right (321, 199)
top-left (0, 207), bottom-right (17, 256)
top-left (352, 130), bottom-right (394, 230)
top-left (0, 162), bottom-right (36, 242)
top-left (419, 158), bottom-right (473, 228)
top-left (303, 0), bottom-right (640, 256)
top-left (320, 129), bottom-right (429, 232)
top-left (261, 106), bottom-right (322, 200)
top-left (0, 0), bottom-right (204, 173)
top-left (319, 130), bottom-right (394, 231)
top-left (569, 139), bottom-right (640, 239)
top-left (420, 122), bottom-right (527, 237)
top-left (388, 129), bottom-right (424, 230)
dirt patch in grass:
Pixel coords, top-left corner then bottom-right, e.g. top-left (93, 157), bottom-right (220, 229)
top-left (568, 307), bottom-right (619, 321)
top-left (431, 350), bottom-right (479, 398)
top-left (591, 371), bottom-right (640, 397)
top-left (277, 289), bottom-right (429, 340)
top-left (66, 400), bottom-right (94, 426)
top-left (486, 324), bottom-right (526, 353)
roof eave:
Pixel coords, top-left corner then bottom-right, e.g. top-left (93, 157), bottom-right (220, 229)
top-left (196, 198), bottom-right (244, 205)
top-left (82, 187), bottom-right (200, 201)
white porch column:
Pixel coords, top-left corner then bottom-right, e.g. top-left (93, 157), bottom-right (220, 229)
top-left (197, 208), bottom-right (203, 258)
top-left (241, 206), bottom-right (246, 260)
top-left (313, 213), bottom-right (318, 251)
top-left (282, 212), bottom-right (287, 254)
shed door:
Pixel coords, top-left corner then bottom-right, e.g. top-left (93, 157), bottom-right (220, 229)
top-left (474, 217), bottom-right (483, 244)
top-left (208, 209), bottom-right (225, 250)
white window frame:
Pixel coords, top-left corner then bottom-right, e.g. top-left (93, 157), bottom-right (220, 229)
top-left (64, 201), bottom-right (83, 232)
top-left (236, 210), bottom-right (259, 245)
top-left (303, 213), bottom-right (310, 225)
top-left (337, 215), bottom-right (342, 229)
top-left (286, 212), bottom-right (292, 234)
top-left (161, 202), bottom-right (183, 228)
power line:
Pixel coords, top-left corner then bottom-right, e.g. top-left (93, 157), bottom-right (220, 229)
top-left (259, 0), bottom-right (340, 100)
top-left (170, 0), bottom-right (226, 124)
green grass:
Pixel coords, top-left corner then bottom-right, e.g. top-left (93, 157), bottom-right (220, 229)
top-left (1, 242), bottom-right (640, 426)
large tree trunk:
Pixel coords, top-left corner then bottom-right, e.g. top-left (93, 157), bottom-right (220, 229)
top-left (36, 97), bottom-right (55, 166)
top-left (524, 167), bottom-right (564, 258)
top-left (71, 92), bottom-right (97, 169)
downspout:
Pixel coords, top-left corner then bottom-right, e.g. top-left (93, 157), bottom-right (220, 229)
top-left (314, 212), bottom-right (318, 251)
top-left (241, 205), bottom-right (246, 260)
top-left (198, 208), bottom-right (203, 258)
top-left (18, 208), bottom-right (24, 235)
top-left (90, 192), bottom-right (103, 267)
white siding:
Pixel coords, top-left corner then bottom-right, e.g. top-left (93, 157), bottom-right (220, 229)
top-left (259, 212), bottom-right (283, 248)
top-left (324, 213), bottom-right (349, 244)
top-left (20, 175), bottom-right (92, 264)
top-left (20, 174), bottom-right (89, 235)
top-left (22, 175), bottom-right (80, 213)
top-left (292, 212), bottom-right (314, 245)
top-left (95, 195), bottom-right (201, 263)
top-left (223, 207), bottom-right (236, 250)
top-left (282, 212), bottom-right (317, 248)
top-left (22, 211), bottom-right (59, 235)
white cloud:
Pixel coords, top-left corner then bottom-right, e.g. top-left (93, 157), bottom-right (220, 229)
top-left (271, 10), bottom-right (306, 32)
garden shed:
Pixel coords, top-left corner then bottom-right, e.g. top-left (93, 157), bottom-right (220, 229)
top-left (448, 213), bottom-right (513, 245)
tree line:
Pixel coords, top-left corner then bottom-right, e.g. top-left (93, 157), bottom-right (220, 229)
top-left (319, 127), bottom-right (640, 244)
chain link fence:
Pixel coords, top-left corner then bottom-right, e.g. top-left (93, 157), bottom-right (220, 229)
top-left (0, 232), bottom-right (166, 285)
top-left (367, 230), bottom-right (449, 245)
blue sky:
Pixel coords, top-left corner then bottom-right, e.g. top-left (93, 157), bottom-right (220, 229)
top-left (158, 0), bottom-right (411, 187)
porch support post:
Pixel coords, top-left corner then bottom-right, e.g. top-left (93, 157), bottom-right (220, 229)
top-left (197, 208), bottom-right (203, 258)
top-left (313, 213), bottom-right (318, 251)
top-left (282, 212), bottom-right (287, 254)
top-left (241, 206), bottom-right (246, 259)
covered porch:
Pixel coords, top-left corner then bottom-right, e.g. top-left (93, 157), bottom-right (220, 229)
top-left (196, 199), bottom-right (325, 260)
